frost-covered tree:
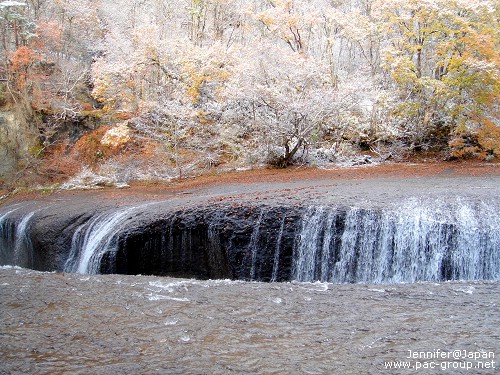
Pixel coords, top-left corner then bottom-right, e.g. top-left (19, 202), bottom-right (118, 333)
top-left (3, 0), bottom-right (499, 188)
top-left (220, 44), bottom-right (337, 166)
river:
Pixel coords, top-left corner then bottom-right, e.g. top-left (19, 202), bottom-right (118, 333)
top-left (1, 266), bottom-right (498, 374)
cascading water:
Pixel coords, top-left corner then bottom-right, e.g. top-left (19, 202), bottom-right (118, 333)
top-left (13, 211), bottom-right (36, 266)
top-left (270, 217), bottom-right (285, 282)
top-left (291, 198), bottom-right (499, 283)
top-left (292, 206), bottom-right (328, 281)
top-left (0, 206), bottom-right (37, 268)
top-left (249, 209), bottom-right (265, 280)
top-left (0, 196), bottom-right (498, 283)
top-left (0, 208), bottom-right (18, 263)
top-left (64, 206), bottom-right (143, 274)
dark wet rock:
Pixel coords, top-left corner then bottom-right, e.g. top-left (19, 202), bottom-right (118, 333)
top-left (0, 175), bottom-right (499, 283)
top-left (108, 205), bottom-right (305, 281)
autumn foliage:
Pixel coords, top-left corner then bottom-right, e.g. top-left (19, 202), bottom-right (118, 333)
top-left (1, 0), bottom-right (498, 187)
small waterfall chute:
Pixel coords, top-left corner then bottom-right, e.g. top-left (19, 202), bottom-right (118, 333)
top-left (64, 206), bottom-right (141, 274)
top-left (14, 211), bottom-right (36, 266)
top-left (0, 206), bottom-right (39, 268)
top-left (271, 216), bottom-right (285, 282)
top-left (0, 207), bottom-right (20, 258)
top-left (292, 206), bottom-right (326, 281)
top-left (249, 209), bottom-right (265, 280)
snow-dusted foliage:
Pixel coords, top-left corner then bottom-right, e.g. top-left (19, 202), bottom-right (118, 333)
top-left (88, 0), bottom-right (497, 170)
top-left (2, 0), bottom-right (498, 186)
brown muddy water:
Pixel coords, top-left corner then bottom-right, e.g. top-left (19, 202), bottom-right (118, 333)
top-left (0, 267), bottom-right (498, 374)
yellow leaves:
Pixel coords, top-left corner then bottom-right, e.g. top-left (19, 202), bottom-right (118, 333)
top-left (255, 12), bottom-right (275, 29)
top-left (378, 0), bottom-right (499, 139)
top-left (383, 52), bottom-right (418, 85)
top-left (92, 74), bottom-right (135, 113)
top-left (183, 64), bottom-right (228, 103)
top-left (179, 44), bottom-right (233, 104)
top-left (195, 110), bottom-right (210, 125)
top-left (477, 118), bottom-right (500, 158)
top-left (91, 75), bottom-right (114, 109)
top-left (254, 0), bottom-right (319, 52)
top-left (184, 65), bottom-right (206, 103)
top-left (442, 40), bottom-right (499, 108)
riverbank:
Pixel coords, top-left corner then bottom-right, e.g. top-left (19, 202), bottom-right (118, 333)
top-left (1, 161), bottom-right (499, 205)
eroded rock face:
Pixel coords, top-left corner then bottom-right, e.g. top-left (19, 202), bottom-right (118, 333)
top-left (0, 201), bottom-right (93, 271)
top-left (1, 193), bottom-right (498, 283)
top-left (113, 205), bottom-right (304, 281)
top-left (0, 110), bottom-right (38, 183)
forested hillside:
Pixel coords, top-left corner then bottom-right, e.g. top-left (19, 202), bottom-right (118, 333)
top-left (0, 0), bottom-right (498, 188)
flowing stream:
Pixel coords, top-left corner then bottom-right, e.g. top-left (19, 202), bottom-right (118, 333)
top-left (291, 199), bottom-right (499, 283)
top-left (0, 267), bottom-right (498, 374)
top-left (64, 206), bottom-right (143, 274)
top-left (0, 176), bottom-right (498, 373)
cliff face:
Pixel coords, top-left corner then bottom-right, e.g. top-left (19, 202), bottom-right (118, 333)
top-left (112, 205), bottom-right (305, 281)
top-left (0, 109), bottom-right (38, 184)
top-left (0, 190), bottom-right (498, 283)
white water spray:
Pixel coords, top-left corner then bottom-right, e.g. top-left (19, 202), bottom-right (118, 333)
top-left (65, 206), bottom-right (142, 274)
top-left (292, 198), bottom-right (499, 283)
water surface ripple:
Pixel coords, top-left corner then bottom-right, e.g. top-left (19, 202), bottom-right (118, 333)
top-left (0, 267), bottom-right (498, 374)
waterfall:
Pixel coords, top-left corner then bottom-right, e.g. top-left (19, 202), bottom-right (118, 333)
top-left (0, 206), bottom-right (37, 268)
top-left (292, 206), bottom-right (327, 281)
top-left (249, 209), bottom-right (265, 280)
top-left (14, 211), bottom-right (36, 266)
top-left (207, 222), bottom-right (225, 279)
top-left (64, 206), bottom-right (141, 274)
top-left (292, 198), bottom-right (499, 283)
top-left (271, 217), bottom-right (285, 282)
top-left (1, 196), bottom-right (498, 283)
top-left (0, 207), bottom-right (18, 263)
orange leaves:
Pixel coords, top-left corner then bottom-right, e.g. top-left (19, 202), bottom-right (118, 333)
top-left (449, 118), bottom-right (500, 160)
top-left (8, 46), bottom-right (41, 90)
top-left (9, 46), bottom-right (40, 71)
top-left (6, 20), bottom-right (60, 92)
top-left (477, 118), bottom-right (500, 159)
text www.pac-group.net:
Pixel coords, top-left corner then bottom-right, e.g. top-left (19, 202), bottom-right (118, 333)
top-left (384, 349), bottom-right (496, 371)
